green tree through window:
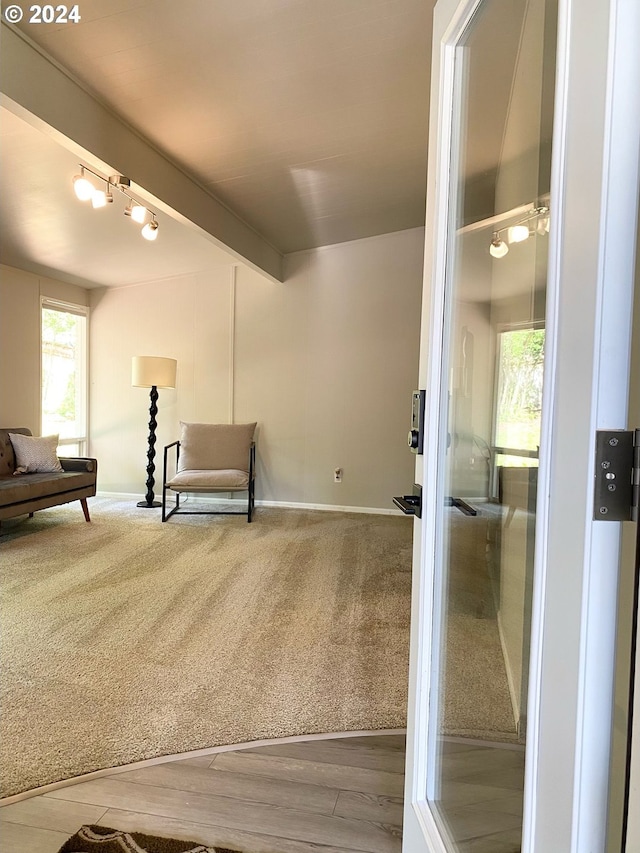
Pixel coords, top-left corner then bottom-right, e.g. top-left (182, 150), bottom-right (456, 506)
top-left (41, 304), bottom-right (87, 451)
top-left (495, 327), bottom-right (545, 465)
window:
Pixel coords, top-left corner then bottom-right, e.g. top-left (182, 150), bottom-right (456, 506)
top-left (492, 324), bottom-right (545, 471)
top-left (41, 299), bottom-right (89, 456)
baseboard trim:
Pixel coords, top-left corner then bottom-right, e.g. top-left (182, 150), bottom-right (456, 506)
top-left (1, 728), bottom-right (407, 805)
top-left (442, 734), bottom-right (524, 751)
top-left (95, 492), bottom-right (404, 516)
top-left (496, 609), bottom-right (521, 730)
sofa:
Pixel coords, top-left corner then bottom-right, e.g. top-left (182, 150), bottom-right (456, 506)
top-left (0, 428), bottom-right (97, 533)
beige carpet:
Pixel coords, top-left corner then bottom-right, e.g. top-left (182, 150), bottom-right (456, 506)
top-left (0, 499), bottom-right (515, 798)
top-left (443, 506), bottom-right (518, 741)
top-left (0, 500), bottom-right (412, 797)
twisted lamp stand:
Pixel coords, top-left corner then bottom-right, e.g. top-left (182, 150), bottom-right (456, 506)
top-left (137, 385), bottom-right (161, 508)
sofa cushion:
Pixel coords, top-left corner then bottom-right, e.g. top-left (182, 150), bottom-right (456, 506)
top-left (0, 471), bottom-right (96, 506)
top-left (178, 422), bottom-right (256, 474)
top-left (9, 433), bottom-right (63, 474)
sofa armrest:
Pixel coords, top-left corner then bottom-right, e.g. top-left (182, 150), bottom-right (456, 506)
top-left (60, 457), bottom-right (98, 475)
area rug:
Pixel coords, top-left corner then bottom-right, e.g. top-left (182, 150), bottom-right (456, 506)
top-left (1, 498), bottom-right (515, 798)
top-left (0, 500), bottom-right (413, 796)
top-left (58, 824), bottom-right (238, 853)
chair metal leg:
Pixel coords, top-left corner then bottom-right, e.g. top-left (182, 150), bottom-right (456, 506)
top-left (248, 442), bottom-right (255, 522)
top-left (162, 441), bottom-right (181, 522)
top-left (247, 477), bottom-right (255, 522)
top-left (162, 487), bottom-right (180, 522)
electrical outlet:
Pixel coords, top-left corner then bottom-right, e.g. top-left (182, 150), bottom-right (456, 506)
top-left (334, 467), bottom-right (343, 483)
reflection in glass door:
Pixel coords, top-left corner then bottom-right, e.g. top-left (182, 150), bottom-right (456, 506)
top-left (427, 0), bottom-right (557, 849)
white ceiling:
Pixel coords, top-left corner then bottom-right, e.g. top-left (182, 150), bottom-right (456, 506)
top-left (0, 0), bottom-right (435, 287)
top-left (0, 0), bottom-right (542, 291)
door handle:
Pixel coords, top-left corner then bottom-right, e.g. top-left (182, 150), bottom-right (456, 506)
top-left (393, 485), bottom-right (422, 518)
top-left (446, 496), bottom-right (478, 516)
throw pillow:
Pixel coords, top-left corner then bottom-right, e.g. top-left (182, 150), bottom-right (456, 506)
top-left (9, 433), bottom-right (63, 474)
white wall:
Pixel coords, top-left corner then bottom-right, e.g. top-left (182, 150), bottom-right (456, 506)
top-left (89, 228), bottom-right (424, 509)
top-left (0, 264), bottom-right (89, 431)
top-left (89, 268), bottom-right (232, 495)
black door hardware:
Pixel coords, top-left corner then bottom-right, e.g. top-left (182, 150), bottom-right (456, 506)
top-left (446, 496), bottom-right (478, 516)
top-left (393, 484), bottom-right (422, 518)
top-left (408, 390), bottom-right (426, 455)
top-left (593, 429), bottom-right (639, 521)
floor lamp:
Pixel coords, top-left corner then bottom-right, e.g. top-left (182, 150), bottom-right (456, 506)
top-left (132, 356), bottom-right (177, 508)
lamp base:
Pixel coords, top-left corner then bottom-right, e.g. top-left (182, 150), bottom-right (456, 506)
top-left (137, 500), bottom-right (161, 508)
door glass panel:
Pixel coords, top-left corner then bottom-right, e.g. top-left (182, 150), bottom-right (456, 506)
top-left (428, 0), bottom-right (557, 849)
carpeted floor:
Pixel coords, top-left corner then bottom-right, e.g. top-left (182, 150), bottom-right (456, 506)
top-left (0, 500), bottom-right (413, 797)
top-left (0, 499), bottom-right (515, 798)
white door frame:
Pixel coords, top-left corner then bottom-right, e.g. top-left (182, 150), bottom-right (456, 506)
top-left (402, 0), bottom-right (640, 850)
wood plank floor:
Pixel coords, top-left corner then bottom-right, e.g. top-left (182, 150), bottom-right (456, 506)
top-left (0, 735), bottom-right (405, 853)
top-left (0, 734), bottom-right (524, 853)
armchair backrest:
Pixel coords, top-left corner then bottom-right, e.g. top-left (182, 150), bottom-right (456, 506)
top-left (178, 422), bottom-right (256, 473)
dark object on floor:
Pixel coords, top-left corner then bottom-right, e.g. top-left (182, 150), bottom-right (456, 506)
top-left (58, 824), bottom-right (240, 853)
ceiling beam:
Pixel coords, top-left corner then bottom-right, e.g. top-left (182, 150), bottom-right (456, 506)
top-left (0, 24), bottom-right (284, 283)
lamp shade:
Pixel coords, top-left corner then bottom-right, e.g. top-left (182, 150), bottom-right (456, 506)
top-left (132, 356), bottom-right (177, 389)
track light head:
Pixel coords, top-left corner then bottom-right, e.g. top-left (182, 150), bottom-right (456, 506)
top-left (141, 219), bottom-right (159, 241)
top-left (125, 203), bottom-right (148, 223)
top-left (131, 205), bottom-right (148, 224)
top-left (73, 167), bottom-right (93, 201)
top-left (91, 188), bottom-right (108, 209)
top-left (536, 214), bottom-right (551, 235)
top-left (508, 224), bottom-right (530, 244)
top-left (489, 233), bottom-right (509, 259)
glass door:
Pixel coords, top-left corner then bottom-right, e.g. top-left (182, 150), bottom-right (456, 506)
top-left (403, 0), bottom-right (640, 850)
top-left (428, 3), bottom-right (555, 847)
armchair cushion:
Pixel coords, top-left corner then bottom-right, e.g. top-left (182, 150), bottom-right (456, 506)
top-left (166, 469), bottom-right (249, 491)
top-left (178, 422), bottom-right (256, 474)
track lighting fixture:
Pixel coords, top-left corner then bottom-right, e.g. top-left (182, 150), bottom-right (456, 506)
top-left (488, 206), bottom-right (549, 259)
top-left (72, 165), bottom-right (159, 241)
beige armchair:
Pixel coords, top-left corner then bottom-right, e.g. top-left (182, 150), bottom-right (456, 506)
top-left (162, 422), bottom-right (256, 523)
